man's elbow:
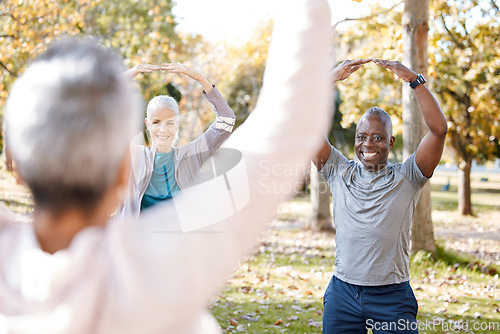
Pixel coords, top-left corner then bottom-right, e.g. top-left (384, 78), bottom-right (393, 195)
top-left (438, 122), bottom-right (448, 139)
top-left (433, 120), bottom-right (448, 139)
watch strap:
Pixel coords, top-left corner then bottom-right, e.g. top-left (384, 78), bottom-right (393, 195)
top-left (410, 73), bottom-right (426, 89)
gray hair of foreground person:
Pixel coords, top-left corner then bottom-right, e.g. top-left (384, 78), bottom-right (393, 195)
top-left (4, 38), bottom-right (142, 212)
top-left (146, 95), bottom-right (180, 119)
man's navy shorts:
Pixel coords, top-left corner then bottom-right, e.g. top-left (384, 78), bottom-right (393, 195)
top-left (323, 275), bottom-right (419, 334)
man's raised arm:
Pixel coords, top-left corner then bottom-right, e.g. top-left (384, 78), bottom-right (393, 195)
top-left (373, 59), bottom-right (447, 177)
top-left (313, 59), bottom-right (371, 170)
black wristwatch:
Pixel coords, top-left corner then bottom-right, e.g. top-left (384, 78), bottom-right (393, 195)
top-left (409, 73), bottom-right (426, 89)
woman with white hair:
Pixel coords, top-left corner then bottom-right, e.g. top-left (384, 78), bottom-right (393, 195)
top-left (119, 63), bottom-right (236, 215)
top-left (0, 0), bottom-right (333, 332)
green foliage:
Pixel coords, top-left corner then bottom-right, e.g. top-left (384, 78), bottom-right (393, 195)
top-left (217, 20), bottom-right (273, 129)
top-left (87, 0), bottom-right (179, 102)
top-left (166, 83), bottom-right (182, 103)
top-left (336, 3), bottom-right (405, 133)
top-left (328, 90), bottom-right (356, 157)
top-left (0, 0), bottom-right (87, 107)
top-left (0, 0), bottom-right (179, 102)
top-left (429, 0), bottom-right (500, 164)
top-left (432, 244), bottom-right (499, 276)
top-left (335, 0), bottom-right (499, 166)
top-left (0, 0), bottom-right (180, 150)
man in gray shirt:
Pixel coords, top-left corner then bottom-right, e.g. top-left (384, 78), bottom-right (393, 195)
top-left (315, 59), bottom-right (448, 333)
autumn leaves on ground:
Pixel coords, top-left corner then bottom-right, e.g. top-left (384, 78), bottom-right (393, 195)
top-left (0, 162), bottom-right (499, 333)
top-left (209, 171), bottom-right (500, 333)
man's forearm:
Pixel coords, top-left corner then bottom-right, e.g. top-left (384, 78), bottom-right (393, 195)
top-left (414, 84), bottom-right (448, 137)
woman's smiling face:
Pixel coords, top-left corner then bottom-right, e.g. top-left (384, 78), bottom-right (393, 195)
top-left (145, 108), bottom-right (179, 153)
top-left (354, 113), bottom-right (394, 172)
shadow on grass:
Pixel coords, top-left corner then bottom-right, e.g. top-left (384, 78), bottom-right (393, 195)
top-left (476, 188), bottom-right (500, 194)
top-left (421, 244), bottom-right (500, 276)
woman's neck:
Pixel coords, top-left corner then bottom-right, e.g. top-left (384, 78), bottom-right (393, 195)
top-left (33, 206), bottom-right (107, 254)
top-left (154, 145), bottom-right (173, 153)
top-left (32, 159), bottom-right (127, 254)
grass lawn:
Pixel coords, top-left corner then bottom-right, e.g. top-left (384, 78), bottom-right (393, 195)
top-left (210, 226), bottom-right (500, 333)
top-left (1, 162), bottom-right (499, 333)
top-left (210, 170), bottom-right (500, 333)
top-left (431, 170), bottom-right (500, 212)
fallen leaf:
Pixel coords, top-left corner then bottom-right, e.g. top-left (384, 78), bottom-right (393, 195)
top-left (236, 324), bottom-right (247, 332)
top-left (457, 303), bottom-right (470, 314)
top-left (308, 319), bottom-right (322, 328)
top-left (241, 314), bottom-right (259, 322)
top-left (238, 286), bottom-right (253, 294)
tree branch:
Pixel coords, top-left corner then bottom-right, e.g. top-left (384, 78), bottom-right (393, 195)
top-left (8, 12), bottom-right (19, 23)
top-left (0, 60), bottom-right (17, 77)
top-left (462, 82), bottom-right (473, 129)
top-left (444, 85), bottom-right (475, 161)
top-left (440, 14), bottom-right (467, 49)
top-left (447, 114), bottom-right (471, 161)
top-left (442, 87), bottom-right (469, 106)
top-left (490, 0), bottom-right (499, 14)
top-left (333, 0), bottom-right (404, 29)
top-left (459, 20), bottom-right (477, 51)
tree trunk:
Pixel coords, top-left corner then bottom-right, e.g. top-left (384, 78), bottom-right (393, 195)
top-left (308, 164), bottom-right (335, 232)
top-left (458, 160), bottom-right (473, 215)
top-left (402, 0), bottom-right (436, 252)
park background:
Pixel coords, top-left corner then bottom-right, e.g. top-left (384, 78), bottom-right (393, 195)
top-left (0, 0), bottom-right (499, 332)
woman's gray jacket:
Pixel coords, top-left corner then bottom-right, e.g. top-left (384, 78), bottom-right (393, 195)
top-left (117, 86), bottom-right (236, 219)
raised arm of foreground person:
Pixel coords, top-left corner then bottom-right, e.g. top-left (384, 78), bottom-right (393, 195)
top-left (372, 59), bottom-right (447, 177)
top-left (102, 0), bottom-right (333, 332)
top-left (0, 0), bottom-right (332, 333)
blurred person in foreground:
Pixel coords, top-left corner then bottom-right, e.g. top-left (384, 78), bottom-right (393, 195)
top-left (0, 0), bottom-right (332, 332)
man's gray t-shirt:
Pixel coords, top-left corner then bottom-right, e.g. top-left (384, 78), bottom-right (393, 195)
top-left (320, 146), bottom-right (428, 286)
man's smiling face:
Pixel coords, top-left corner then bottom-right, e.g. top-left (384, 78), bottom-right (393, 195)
top-left (354, 113), bottom-right (395, 172)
